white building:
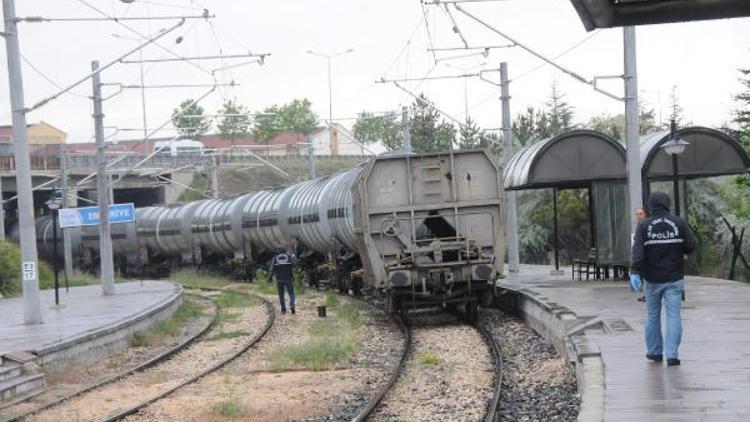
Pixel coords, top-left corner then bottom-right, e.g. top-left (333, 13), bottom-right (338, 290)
top-left (310, 123), bottom-right (388, 156)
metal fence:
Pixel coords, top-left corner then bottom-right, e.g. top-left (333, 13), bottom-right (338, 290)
top-left (0, 150), bottom-right (371, 173)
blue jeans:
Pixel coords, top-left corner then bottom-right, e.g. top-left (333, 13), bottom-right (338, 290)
top-left (644, 279), bottom-right (684, 360)
top-left (277, 279), bottom-right (295, 311)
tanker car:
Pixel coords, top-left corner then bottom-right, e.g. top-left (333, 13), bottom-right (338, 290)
top-left (25, 150), bottom-right (505, 318)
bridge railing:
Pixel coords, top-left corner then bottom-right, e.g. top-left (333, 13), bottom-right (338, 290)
top-left (0, 149), bottom-right (371, 173)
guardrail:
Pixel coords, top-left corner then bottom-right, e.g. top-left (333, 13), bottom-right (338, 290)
top-left (0, 151), bottom-right (370, 173)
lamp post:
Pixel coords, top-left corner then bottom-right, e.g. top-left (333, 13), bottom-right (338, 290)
top-left (660, 120), bottom-right (689, 216)
top-left (45, 197), bottom-right (62, 307)
top-left (306, 48), bottom-right (354, 155)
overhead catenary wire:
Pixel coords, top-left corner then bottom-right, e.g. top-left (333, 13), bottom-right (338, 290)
top-left (449, 3), bottom-right (622, 101)
top-left (74, 0), bottom-right (218, 81)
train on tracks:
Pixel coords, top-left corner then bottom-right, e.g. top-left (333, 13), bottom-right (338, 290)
top-left (23, 150), bottom-right (505, 319)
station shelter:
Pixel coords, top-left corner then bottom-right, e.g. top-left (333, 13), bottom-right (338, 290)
top-left (503, 127), bottom-right (750, 278)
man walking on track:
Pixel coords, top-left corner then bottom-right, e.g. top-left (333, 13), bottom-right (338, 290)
top-left (269, 246), bottom-right (297, 314)
top-left (630, 192), bottom-right (697, 366)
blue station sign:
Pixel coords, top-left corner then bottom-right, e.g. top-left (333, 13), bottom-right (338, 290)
top-left (58, 203), bottom-right (136, 228)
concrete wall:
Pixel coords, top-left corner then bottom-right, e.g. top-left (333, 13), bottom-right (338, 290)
top-left (34, 284), bottom-right (183, 372)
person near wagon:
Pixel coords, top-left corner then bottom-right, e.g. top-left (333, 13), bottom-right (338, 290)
top-left (269, 246), bottom-right (297, 314)
top-left (633, 206), bottom-right (648, 302)
top-left (630, 192), bottom-right (697, 366)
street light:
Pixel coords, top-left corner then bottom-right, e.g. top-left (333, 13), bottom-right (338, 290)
top-left (45, 196), bottom-right (63, 308)
top-left (306, 48), bottom-right (354, 155)
top-left (660, 120), bottom-right (689, 216)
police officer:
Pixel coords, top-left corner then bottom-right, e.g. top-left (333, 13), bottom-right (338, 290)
top-left (269, 246), bottom-right (297, 314)
top-left (631, 192), bottom-right (697, 366)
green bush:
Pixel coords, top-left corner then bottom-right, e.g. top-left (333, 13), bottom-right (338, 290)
top-left (0, 240), bottom-right (54, 297)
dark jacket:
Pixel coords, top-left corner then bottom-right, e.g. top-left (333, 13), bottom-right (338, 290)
top-left (631, 192), bottom-right (697, 283)
top-left (269, 250), bottom-right (296, 282)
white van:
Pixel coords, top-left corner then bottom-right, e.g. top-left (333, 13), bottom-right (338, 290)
top-left (153, 140), bottom-right (205, 156)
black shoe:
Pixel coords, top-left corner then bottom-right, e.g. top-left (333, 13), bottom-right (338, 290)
top-left (646, 354), bottom-right (663, 362)
top-left (637, 295), bottom-right (646, 302)
top-left (281, 308), bottom-right (286, 314)
top-left (291, 306), bottom-right (296, 314)
top-left (667, 358), bottom-right (680, 366)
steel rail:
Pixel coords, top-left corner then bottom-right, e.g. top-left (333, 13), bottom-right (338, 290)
top-left (99, 289), bottom-right (275, 422)
top-left (1, 293), bottom-right (218, 422)
top-left (350, 312), bottom-right (412, 422)
top-left (476, 320), bottom-right (503, 422)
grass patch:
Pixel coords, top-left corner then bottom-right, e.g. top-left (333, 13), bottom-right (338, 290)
top-left (129, 299), bottom-right (205, 347)
top-left (208, 331), bottom-right (251, 341)
top-left (324, 290), bottom-right (339, 308)
top-left (420, 353), bottom-right (439, 366)
top-left (173, 269), bottom-right (232, 290)
top-left (215, 291), bottom-right (257, 308)
top-left (217, 310), bottom-right (240, 324)
top-left (272, 339), bottom-right (356, 371)
top-left (211, 372), bottom-right (243, 420)
top-left (271, 294), bottom-right (362, 371)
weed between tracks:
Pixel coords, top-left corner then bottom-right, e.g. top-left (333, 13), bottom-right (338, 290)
top-left (129, 300), bottom-right (205, 347)
top-left (210, 372), bottom-right (244, 419)
top-left (419, 353), bottom-right (440, 366)
top-left (173, 269), bottom-right (232, 289)
top-left (271, 298), bottom-right (362, 371)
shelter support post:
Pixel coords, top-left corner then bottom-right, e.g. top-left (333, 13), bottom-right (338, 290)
top-left (551, 188), bottom-right (562, 275)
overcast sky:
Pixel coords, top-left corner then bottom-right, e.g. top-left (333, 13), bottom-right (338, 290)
top-left (2, 0), bottom-right (749, 143)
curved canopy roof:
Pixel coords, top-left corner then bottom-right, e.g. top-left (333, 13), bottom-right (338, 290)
top-left (641, 126), bottom-right (750, 180)
top-left (504, 129), bottom-right (626, 190)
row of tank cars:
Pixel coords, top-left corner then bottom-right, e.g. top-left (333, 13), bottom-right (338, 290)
top-left (27, 150), bottom-right (505, 319)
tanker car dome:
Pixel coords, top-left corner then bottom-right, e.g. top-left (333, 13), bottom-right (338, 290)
top-left (153, 139), bottom-right (205, 156)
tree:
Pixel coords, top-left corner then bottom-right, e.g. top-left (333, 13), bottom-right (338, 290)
top-left (584, 107), bottom-right (660, 142)
top-left (458, 117), bottom-right (482, 149)
top-left (667, 85), bottom-right (684, 127)
top-left (278, 98), bottom-right (319, 135)
top-left (252, 98), bottom-right (319, 144)
top-left (512, 107), bottom-right (542, 148)
top-left (252, 105), bottom-right (281, 144)
top-left (409, 94), bottom-right (455, 153)
top-left (352, 111), bottom-right (402, 150)
top-left (171, 99), bottom-right (211, 140)
top-left (546, 80), bottom-right (575, 135)
top-left (217, 98), bottom-right (251, 140)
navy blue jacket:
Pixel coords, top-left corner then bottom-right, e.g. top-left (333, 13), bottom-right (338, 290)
top-left (631, 192), bottom-right (697, 283)
top-left (269, 251), bottom-right (296, 282)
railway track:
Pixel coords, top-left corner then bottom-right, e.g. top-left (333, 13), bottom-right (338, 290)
top-left (352, 306), bottom-right (503, 422)
top-left (1, 293), bottom-right (218, 422)
top-left (350, 313), bottom-right (412, 422)
top-left (12, 288), bottom-right (275, 422)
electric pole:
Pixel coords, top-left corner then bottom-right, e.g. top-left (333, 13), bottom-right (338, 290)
top-left (623, 27), bottom-right (642, 232)
top-left (211, 155), bottom-right (220, 198)
top-left (0, 170), bottom-right (5, 241)
top-left (92, 60), bottom-right (116, 295)
top-left (500, 63), bottom-right (520, 273)
top-left (60, 144), bottom-right (74, 279)
top-left (3, 0), bottom-right (42, 323)
top-left (307, 135), bottom-right (317, 180)
top-left (402, 106), bottom-right (412, 153)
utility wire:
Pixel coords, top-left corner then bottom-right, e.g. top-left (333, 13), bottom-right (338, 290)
top-left (20, 54), bottom-right (89, 99)
top-left (511, 30), bottom-right (602, 83)
top-left (74, 0), bottom-right (217, 81)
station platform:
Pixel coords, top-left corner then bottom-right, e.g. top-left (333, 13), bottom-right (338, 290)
top-left (0, 281), bottom-right (182, 367)
top-left (502, 265), bottom-right (750, 421)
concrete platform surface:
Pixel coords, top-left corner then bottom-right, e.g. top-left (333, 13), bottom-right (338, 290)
top-left (0, 281), bottom-right (180, 357)
top-left (505, 265), bottom-right (750, 421)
